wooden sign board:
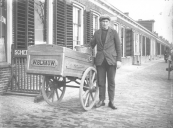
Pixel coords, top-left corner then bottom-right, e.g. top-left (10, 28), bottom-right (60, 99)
top-left (14, 49), bottom-right (27, 57)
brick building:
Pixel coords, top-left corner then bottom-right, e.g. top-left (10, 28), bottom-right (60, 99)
top-left (0, 0), bottom-right (171, 95)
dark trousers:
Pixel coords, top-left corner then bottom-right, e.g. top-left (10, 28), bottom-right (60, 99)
top-left (96, 59), bottom-right (117, 102)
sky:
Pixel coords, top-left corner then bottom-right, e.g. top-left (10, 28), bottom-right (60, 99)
top-left (106, 0), bottom-right (173, 43)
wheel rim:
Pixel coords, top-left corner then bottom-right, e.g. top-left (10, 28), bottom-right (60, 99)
top-left (79, 67), bottom-right (99, 110)
top-left (41, 76), bottom-right (66, 106)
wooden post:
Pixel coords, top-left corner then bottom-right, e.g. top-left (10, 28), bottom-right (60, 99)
top-left (6, 0), bottom-right (12, 64)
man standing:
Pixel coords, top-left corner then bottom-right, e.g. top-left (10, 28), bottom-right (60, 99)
top-left (90, 14), bottom-right (122, 109)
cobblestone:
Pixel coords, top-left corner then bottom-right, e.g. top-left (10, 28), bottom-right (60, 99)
top-left (0, 59), bottom-right (173, 128)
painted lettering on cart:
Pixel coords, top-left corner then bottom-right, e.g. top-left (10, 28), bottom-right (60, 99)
top-left (31, 59), bottom-right (58, 67)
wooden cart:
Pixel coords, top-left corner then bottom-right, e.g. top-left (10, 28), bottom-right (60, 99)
top-left (27, 44), bottom-right (98, 110)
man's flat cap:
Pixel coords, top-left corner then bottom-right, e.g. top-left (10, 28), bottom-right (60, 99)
top-left (99, 14), bottom-right (111, 21)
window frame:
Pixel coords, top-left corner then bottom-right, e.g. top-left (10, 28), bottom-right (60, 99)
top-left (120, 25), bottom-right (125, 57)
top-left (34, 0), bottom-right (46, 45)
top-left (72, 2), bottom-right (85, 49)
top-left (91, 10), bottom-right (100, 57)
top-left (91, 10), bottom-right (100, 34)
top-left (134, 32), bottom-right (140, 55)
top-left (113, 22), bottom-right (119, 33)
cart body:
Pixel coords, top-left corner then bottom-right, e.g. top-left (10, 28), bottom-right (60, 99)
top-left (27, 44), bottom-right (94, 78)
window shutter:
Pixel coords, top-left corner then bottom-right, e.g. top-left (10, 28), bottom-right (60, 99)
top-left (54, 0), bottom-right (72, 48)
top-left (161, 44), bottom-right (164, 55)
top-left (84, 11), bottom-right (93, 44)
top-left (43, 1), bottom-right (47, 42)
top-left (146, 38), bottom-right (150, 55)
top-left (125, 29), bottom-right (133, 56)
top-left (66, 3), bottom-right (73, 49)
top-left (121, 28), bottom-right (124, 56)
top-left (139, 35), bottom-right (142, 55)
top-left (124, 30), bottom-right (126, 56)
top-left (26, 0), bottom-right (34, 46)
top-left (13, 0), bottom-right (34, 49)
top-left (157, 42), bottom-right (160, 55)
top-left (13, 0), bottom-right (27, 49)
top-left (132, 31), bottom-right (134, 56)
top-left (83, 10), bottom-right (87, 44)
top-left (142, 36), bottom-right (145, 56)
top-left (155, 41), bottom-right (157, 55)
top-left (54, 0), bottom-right (65, 46)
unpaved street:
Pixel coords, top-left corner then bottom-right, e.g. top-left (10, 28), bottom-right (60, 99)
top-left (0, 59), bottom-right (173, 128)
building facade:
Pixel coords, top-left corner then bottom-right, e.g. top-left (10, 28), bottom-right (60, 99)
top-left (0, 0), bottom-right (171, 94)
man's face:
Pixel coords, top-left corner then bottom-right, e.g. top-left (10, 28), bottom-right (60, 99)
top-left (100, 19), bottom-right (110, 30)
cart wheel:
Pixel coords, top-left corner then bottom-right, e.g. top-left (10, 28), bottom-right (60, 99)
top-left (41, 76), bottom-right (66, 106)
top-left (79, 67), bottom-right (99, 111)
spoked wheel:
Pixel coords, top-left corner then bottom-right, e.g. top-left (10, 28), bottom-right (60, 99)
top-left (41, 76), bottom-right (66, 106)
top-left (79, 67), bottom-right (99, 111)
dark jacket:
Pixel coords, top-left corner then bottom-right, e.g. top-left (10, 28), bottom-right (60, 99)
top-left (90, 27), bottom-right (121, 65)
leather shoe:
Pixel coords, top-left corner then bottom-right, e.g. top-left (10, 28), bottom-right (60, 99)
top-left (108, 102), bottom-right (117, 110)
top-left (95, 100), bottom-right (105, 108)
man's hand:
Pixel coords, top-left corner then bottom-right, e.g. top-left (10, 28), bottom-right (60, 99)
top-left (117, 61), bottom-right (121, 69)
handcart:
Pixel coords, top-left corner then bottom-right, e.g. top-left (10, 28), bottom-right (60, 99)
top-left (26, 44), bottom-right (98, 111)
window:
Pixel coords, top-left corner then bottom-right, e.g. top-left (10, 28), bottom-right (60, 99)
top-left (93, 13), bottom-right (99, 34)
top-left (73, 4), bottom-right (84, 48)
top-left (120, 26), bottom-right (125, 57)
top-left (113, 23), bottom-right (118, 32)
top-left (92, 12), bottom-right (99, 56)
top-left (125, 29), bottom-right (133, 56)
top-left (135, 33), bottom-right (140, 55)
top-left (34, 0), bottom-right (46, 44)
top-left (0, 3), bottom-right (6, 62)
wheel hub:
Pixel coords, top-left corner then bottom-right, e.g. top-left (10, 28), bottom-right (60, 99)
top-left (89, 85), bottom-right (96, 92)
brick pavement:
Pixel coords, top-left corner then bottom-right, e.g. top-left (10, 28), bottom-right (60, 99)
top-left (0, 59), bottom-right (173, 128)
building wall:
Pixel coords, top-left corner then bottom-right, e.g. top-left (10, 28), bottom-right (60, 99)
top-left (0, 0), bottom-right (171, 94)
top-left (1, 0), bottom-right (171, 73)
top-left (73, 0), bottom-right (113, 17)
top-left (0, 65), bottom-right (11, 94)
